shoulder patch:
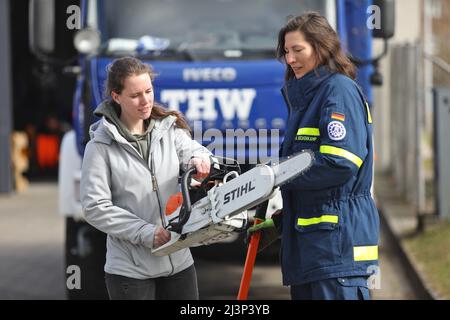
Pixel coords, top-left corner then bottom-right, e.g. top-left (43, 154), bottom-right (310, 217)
top-left (327, 121), bottom-right (346, 141)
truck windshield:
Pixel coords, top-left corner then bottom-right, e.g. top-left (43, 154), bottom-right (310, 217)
top-left (102, 0), bottom-right (329, 54)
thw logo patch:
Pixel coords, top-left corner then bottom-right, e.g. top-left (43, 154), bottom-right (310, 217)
top-left (327, 121), bottom-right (346, 141)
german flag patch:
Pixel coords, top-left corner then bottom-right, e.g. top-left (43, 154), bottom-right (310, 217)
top-left (331, 112), bottom-right (345, 121)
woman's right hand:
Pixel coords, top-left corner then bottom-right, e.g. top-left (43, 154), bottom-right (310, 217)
top-left (153, 226), bottom-right (171, 248)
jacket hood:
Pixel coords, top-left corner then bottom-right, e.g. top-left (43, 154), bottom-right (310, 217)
top-left (93, 100), bottom-right (154, 142)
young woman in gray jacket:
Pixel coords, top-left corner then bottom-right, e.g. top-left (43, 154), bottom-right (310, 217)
top-left (81, 57), bottom-right (211, 300)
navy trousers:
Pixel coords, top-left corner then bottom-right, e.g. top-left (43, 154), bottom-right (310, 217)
top-left (290, 277), bottom-right (371, 300)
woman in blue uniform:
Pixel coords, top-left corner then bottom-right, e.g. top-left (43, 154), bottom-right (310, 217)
top-left (250, 12), bottom-right (380, 300)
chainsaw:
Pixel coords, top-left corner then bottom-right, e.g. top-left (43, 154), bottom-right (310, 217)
top-left (151, 150), bottom-right (314, 256)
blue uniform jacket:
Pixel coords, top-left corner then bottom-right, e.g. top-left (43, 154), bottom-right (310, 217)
top-left (279, 66), bottom-right (379, 286)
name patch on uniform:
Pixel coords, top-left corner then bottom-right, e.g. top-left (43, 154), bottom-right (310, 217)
top-left (331, 112), bottom-right (345, 121)
top-left (327, 121), bottom-right (346, 141)
top-left (296, 135), bottom-right (319, 142)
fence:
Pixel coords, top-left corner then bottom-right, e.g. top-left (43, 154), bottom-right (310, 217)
top-left (388, 42), bottom-right (450, 218)
top-left (389, 43), bottom-right (426, 214)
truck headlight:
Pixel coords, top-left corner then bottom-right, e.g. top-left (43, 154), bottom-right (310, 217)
top-left (74, 28), bottom-right (101, 54)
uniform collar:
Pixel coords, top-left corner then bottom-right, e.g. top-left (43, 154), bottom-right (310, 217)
top-left (285, 65), bottom-right (334, 108)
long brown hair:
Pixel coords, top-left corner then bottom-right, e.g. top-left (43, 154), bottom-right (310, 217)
top-left (104, 56), bottom-right (190, 130)
top-left (276, 12), bottom-right (356, 81)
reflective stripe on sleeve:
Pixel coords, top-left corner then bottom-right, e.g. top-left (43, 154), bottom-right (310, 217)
top-left (320, 145), bottom-right (363, 168)
top-left (297, 215), bottom-right (339, 226)
top-left (365, 102), bottom-right (373, 124)
top-left (297, 127), bottom-right (320, 136)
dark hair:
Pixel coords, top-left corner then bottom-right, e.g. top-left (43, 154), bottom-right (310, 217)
top-left (105, 56), bottom-right (190, 130)
top-left (276, 12), bottom-right (356, 81)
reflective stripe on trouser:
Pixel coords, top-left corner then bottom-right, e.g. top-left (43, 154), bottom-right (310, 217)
top-left (353, 245), bottom-right (378, 261)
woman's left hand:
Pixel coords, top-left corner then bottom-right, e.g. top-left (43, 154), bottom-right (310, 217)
top-left (189, 157), bottom-right (210, 180)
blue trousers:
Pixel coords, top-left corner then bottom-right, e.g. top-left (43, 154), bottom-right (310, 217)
top-left (291, 277), bottom-right (371, 300)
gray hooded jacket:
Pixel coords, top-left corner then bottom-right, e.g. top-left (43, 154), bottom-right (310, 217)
top-left (81, 112), bottom-right (211, 279)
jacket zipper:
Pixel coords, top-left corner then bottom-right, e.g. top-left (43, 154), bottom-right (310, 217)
top-left (150, 152), bottom-right (175, 276)
top-left (150, 156), bottom-right (167, 228)
top-left (151, 175), bottom-right (157, 192)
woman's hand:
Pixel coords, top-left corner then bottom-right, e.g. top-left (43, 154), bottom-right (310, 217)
top-left (153, 226), bottom-right (171, 248)
top-left (189, 157), bottom-right (210, 180)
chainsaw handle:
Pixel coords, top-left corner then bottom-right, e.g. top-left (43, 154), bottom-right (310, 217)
top-left (166, 167), bottom-right (196, 234)
top-left (181, 166), bottom-right (196, 214)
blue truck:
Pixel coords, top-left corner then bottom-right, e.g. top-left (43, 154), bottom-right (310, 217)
top-left (29, 0), bottom-right (394, 299)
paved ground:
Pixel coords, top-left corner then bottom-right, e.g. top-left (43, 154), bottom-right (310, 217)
top-left (371, 217), bottom-right (420, 299)
top-left (0, 181), bottom-right (427, 300)
top-left (0, 183), bottom-right (65, 299)
top-left (374, 173), bottom-right (436, 299)
top-left (196, 259), bottom-right (290, 300)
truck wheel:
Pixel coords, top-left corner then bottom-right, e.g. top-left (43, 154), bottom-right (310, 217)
top-left (65, 217), bottom-right (109, 299)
